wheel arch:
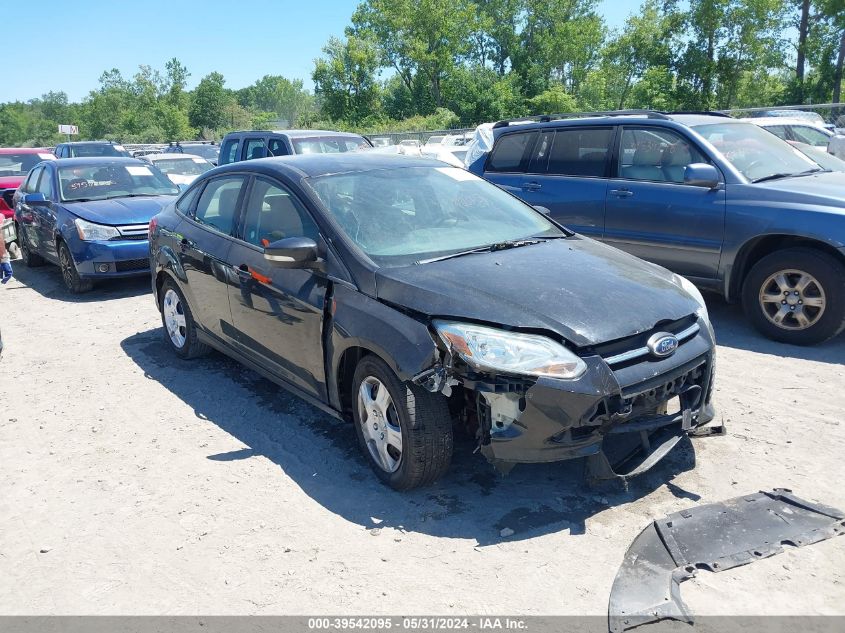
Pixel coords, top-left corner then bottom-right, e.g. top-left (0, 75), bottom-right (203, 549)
top-left (728, 234), bottom-right (845, 301)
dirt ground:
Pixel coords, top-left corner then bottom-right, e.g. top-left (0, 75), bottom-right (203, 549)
top-left (0, 262), bottom-right (843, 618)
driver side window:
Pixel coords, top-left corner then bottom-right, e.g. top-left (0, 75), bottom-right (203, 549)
top-left (241, 178), bottom-right (319, 247)
top-left (620, 128), bottom-right (706, 184)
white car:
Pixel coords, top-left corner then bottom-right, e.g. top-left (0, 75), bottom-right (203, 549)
top-left (144, 153), bottom-right (214, 186)
top-left (743, 117), bottom-right (845, 161)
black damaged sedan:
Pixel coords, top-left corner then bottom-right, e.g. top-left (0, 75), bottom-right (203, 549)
top-left (149, 153), bottom-right (717, 490)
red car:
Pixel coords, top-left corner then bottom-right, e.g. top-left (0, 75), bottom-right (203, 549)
top-left (0, 148), bottom-right (55, 218)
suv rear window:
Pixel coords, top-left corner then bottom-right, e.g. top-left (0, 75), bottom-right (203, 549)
top-left (487, 131), bottom-right (538, 172)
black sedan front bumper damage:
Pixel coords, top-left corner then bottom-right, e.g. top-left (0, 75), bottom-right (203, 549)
top-left (416, 318), bottom-right (720, 482)
top-left (608, 489), bottom-right (845, 633)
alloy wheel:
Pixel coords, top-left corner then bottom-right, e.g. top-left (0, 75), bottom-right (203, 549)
top-left (758, 268), bottom-right (826, 331)
top-left (357, 376), bottom-right (403, 473)
top-left (162, 288), bottom-right (187, 348)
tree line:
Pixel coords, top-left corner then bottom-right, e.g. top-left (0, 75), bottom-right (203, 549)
top-left (1, 0), bottom-right (843, 147)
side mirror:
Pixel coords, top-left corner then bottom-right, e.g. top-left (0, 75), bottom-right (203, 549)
top-left (684, 163), bottom-right (720, 189)
top-left (263, 236), bottom-right (319, 268)
top-left (24, 192), bottom-right (49, 206)
top-left (176, 183), bottom-right (188, 193)
top-left (533, 205), bottom-right (551, 216)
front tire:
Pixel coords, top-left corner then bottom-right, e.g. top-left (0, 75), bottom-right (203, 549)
top-left (17, 224), bottom-right (44, 267)
top-left (159, 279), bottom-right (210, 359)
top-left (742, 247), bottom-right (845, 345)
top-left (58, 242), bottom-right (93, 293)
top-left (352, 355), bottom-right (453, 491)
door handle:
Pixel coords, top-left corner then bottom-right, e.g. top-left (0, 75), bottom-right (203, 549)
top-left (522, 182), bottom-right (542, 191)
top-left (609, 188), bottom-right (634, 198)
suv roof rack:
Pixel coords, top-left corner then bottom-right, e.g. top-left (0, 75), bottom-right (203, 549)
top-left (667, 110), bottom-right (733, 118)
top-left (492, 109), bottom-right (670, 128)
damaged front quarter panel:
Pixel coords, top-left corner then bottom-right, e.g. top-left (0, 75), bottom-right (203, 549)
top-left (608, 489), bottom-right (845, 633)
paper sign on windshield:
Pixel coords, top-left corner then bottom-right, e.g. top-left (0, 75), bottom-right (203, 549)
top-left (126, 166), bottom-right (152, 176)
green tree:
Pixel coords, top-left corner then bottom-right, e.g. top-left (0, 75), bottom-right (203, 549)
top-left (350, 0), bottom-right (477, 109)
top-left (313, 36), bottom-right (381, 124)
top-left (189, 72), bottom-right (229, 131)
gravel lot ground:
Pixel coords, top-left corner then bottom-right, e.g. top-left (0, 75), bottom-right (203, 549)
top-left (1, 263), bottom-right (843, 618)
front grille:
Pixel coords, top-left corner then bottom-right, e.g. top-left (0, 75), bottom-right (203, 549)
top-left (115, 258), bottom-right (150, 272)
top-left (111, 223), bottom-right (149, 241)
top-left (588, 315), bottom-right (700, 369)
top-left (620, 359), bottom-right (708, 413)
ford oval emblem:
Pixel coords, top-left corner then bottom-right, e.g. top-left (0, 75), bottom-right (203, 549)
top-left (647, 332), bottom-right (679, 358)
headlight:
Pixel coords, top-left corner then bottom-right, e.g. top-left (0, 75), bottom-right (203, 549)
top-left (434, 320), bottom-right (587, 380)
top-left (674, 274), bottom-right (708, 320)
top-left (75, 218), bottom-right (120, 241)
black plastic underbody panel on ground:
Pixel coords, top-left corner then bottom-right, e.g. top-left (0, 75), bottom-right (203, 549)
top-left (608, 489), bottom-right (845, 633)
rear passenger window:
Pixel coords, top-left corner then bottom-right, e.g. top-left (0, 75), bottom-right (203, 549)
top-left (241, 178), bottom-right (319, 247)
top-left (176, 184), bottom-right (201, 215)
top-left (619, 128), bottom-right (706, 183)
top-left (267, 138), bottom-right (288, 156)
top-left (243, 139), bottom-right (266, 161)
top-left (487, 132), bottom-right (537, 172)
top-left (193, 176), bottom-right (244, 235)
top-left (219, 139), bottom-right (239, 165)
top-left (547, 128), bottom-right (613, 177)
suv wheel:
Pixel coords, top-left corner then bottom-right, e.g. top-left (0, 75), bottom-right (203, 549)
top-left (160, 279), bottom-right (209, 359)
top-left (352, 355), bottom-right (453, 490)
top-left (58, 242), bottom-right (93, 293)
top-left (17, 225), bottom-right (44, 267)
top-left (742, 247), bottom-right (845, 345)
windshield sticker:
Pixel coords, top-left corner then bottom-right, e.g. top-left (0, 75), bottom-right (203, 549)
top-left (114, 145), bottom-right (126, 152)
top-left (434, 167), bottom-right (477, 181)
top-left (126, 165), bottom-right (152, 176)
top-left (69, 180), bottom-right (114, 191)
top-left (38, 153), bottom-right (55, 160)
top-left (192, 157), bottom-right (205, 163)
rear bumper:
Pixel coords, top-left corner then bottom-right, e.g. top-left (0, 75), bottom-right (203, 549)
top-left (69, 238), bottom-right (151, 279)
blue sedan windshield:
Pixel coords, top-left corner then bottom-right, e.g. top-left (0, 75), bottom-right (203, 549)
top-left (307, 166), bottom-right (564, 266)
top-left (58, 163), bottom-right (179, 201)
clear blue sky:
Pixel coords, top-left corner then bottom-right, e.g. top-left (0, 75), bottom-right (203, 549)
top-left (5, 0), bottom-right (636, 103)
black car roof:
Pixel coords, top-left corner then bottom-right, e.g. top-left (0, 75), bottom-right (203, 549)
top-left (211, 152), bottom-right (449, 179)
top-left (51, 157), bottom-right (147, 167)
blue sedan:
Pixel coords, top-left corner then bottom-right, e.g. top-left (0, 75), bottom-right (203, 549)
top-left (13, 157), bottom-right (179, 293)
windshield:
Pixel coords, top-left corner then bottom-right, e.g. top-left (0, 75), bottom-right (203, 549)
top-left (307, 166), bottom-right (565, 267)
top-left (292, 136), bottom-right (370, 154)
top-left (0, 152), bottom-right (54, 176)
top-left (153, 157), bottom-right (212, 176)
top-left (58, 162), bottom-right (179, 201)
top-left (693, 121), bottom-right (820, 182)
top-left (69, 144), bottom-right (130, 158)
top-left (179, 145), bottom-right (219, 161)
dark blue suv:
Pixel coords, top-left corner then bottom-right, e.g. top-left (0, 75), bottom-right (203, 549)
top-left (467, 111), bottom-right (845, 345)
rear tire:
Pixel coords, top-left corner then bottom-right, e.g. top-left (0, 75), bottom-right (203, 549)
top-left (742, 247), bottom-right (845, 345)
top-left (58, 242), bottom-right (93, 293)
top-left (17, 224), bottom-right (44, 267)
top-left (352, 355), bottom-right (453, 491)
top-left (159, 278), bottom-right (210, 359)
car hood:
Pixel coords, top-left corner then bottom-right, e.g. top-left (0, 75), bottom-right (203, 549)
top-left (65, 196), bottom-right (174, 225)
top-left (755, 171), bottom-right (845, 208)
top-left (0, 176), bottom-right (24, 190)
top-left (375, 236), bottom-right (700, 347)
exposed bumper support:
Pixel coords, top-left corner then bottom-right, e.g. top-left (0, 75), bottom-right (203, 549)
top-left (607, 489), bottom-right (845, 633)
